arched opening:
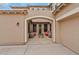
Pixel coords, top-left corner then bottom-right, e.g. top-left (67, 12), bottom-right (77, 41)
top-left (25, 16), bottom-right (55, 43)
top-left (28, 18), bottom-right (53, 38)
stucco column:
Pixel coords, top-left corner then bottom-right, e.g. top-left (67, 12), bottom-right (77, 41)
top-left (25, 20), bottom-right (28, 43)
top-left (52, 20), bottom-right (56, 43)
top-left (41, 24), bottom-right (44, 37)
top-left (48, 24), bottom-right (50, 32)
top-left (42, 24), bottom-right (44, 34)
top-left (48, 24), bottom-right (50, 38)
top-left (30, 23), bottom-right (33, 33)
top-left (36, 24), bottom-right (39, 37)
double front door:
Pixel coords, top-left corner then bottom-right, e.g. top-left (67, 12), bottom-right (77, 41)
top-left (34, 24), bottom-right (47, 37)
top-left (28, 23), bottom-right (51, 38)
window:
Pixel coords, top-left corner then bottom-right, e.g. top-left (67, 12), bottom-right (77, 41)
top-left (34, 8), bottom-right (37, 10)
top-left (39, 8), bottom-right (42, 10)
top-left (37, 8), bottom-right (39, 10)
top-left (42, 8), bottom-right (48, 10)
top-left (42, 8), bottom-right (45, 10)
top-left (45, 8), bottom-right (48, 10)
top-left (32, 8), bottom-right (34, 10)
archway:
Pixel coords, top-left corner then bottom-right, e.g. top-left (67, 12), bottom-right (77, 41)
top-left (25, 16), bottom-right (55, 43)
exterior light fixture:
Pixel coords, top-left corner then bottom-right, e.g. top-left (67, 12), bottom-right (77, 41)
top-left (16, 22), bottom-right (19, 26)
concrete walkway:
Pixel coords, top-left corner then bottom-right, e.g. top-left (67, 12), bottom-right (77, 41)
top-left (0, 38), bottom-right (76, 55)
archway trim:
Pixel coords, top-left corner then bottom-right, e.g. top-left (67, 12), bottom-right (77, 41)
top-left (25, 16), bottom-right (56, 43)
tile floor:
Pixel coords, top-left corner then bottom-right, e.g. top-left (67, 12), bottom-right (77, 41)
top-left (0, 38), bottom-right (77, 55)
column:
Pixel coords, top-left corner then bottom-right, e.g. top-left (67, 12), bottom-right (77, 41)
top-left (42, 24), bottom-right (44, 34)
top-left (47, 24), bottom-right (50, 38)
top-left (36, 24), bottom-right (39, 37)
top-left (51, 20), bottom-right (56, 43)
top-left (29, 23), bottom-right (33, 38)
top-left (53, 20), bottom-right (56, 42)
top-left (30, 23), bottom-right (33, 33)
top-left (42, 24), bottom-right (44, 37)
top-left (48, 24), bottom-right (50, 32)
top-left (25, 20), bottom-right (28, 42)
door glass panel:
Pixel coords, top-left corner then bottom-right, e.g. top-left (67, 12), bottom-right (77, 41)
top-left (39, 24), bottom-right (42, 34)
top-left (33, 24), bottom-right (36, 32)
top-left (44, 24), bottom-right (47, 32)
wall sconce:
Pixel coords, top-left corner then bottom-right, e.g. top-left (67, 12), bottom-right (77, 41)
top-left (16, 22), bottom-right (19, 26)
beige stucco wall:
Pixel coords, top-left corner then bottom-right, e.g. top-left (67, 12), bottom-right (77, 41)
top-left (56, 3), bottom-right (79, 19)
top-left (58, 13), bottom-right (79, 54)
top-left (27, 10), bottom-right (54, 18)
top-left (55, 22), bottom-right (61, 43)
top-left (0, 14), bottom-right (55, 45)
top-left (32, 18), bottom-right (52, 23)
top-left (0, 15), bottom-right (26, 45)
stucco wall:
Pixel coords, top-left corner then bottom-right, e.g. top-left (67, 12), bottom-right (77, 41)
top-left (32, 18), bottom-right (52, 23)
top-left (59, 13), bottom-right (79, 54)
top-left (0, 15), bottom-right (26, 45)
top-left (56, 3), bottom-right (79, 19)
top-left (27, 10), bottom-right (54, 18)
top-left (55, 22), bottom-right (61, 43)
